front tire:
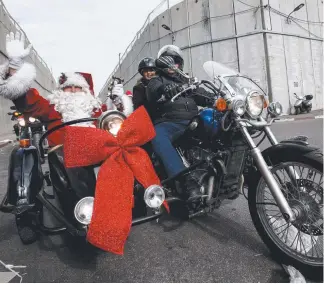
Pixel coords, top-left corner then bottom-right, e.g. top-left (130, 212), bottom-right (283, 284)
top-left (248, 149), bottom-right (323, 280)
top-left (32, 133), bottom-right (44, 164)
top-left (15, 214), bottom-right (38, 244)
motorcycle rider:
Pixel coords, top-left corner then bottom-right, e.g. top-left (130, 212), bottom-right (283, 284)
top-left (146, 45), bottom-right (213, 201)
top-left (132, 57), bottom-right (156, 111)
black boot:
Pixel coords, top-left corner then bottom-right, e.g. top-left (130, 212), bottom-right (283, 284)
top-left (184, 175), bottom-right (203, 201)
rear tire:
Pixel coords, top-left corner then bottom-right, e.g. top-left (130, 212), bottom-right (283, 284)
top-left (295, 108), bottom-right (300, 115)
top-left (248, 149), bottom-right (323, 280)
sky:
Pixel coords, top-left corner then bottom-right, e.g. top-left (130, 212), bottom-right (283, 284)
top-left (3, 0), bottom-right (162, 94)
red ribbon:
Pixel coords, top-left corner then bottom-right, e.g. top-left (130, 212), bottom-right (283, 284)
top-left (63, 107), bottom-right (162, 254)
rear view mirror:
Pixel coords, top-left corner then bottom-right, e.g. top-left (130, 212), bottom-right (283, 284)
top-left (10, 106), bottom-right (16, 110)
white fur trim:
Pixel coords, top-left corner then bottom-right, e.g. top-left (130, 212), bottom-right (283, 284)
top-left (106, 94), bottom-right (134, 117)
top-left (59, 72), bottom-right (89, 90)
top-left (0, 62), bottom-right (9, 79)
top-left (0, 63), bottom-right (36, 100)
top-left (121, 94), bottom-right (134, 116)
top-left (106, 96), bottom-right (114, 110)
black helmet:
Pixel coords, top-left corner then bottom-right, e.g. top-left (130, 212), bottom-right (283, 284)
top-left (157, 45), bottom-right (184, 70)
top-left (138, 57), bottom-right (156, 75)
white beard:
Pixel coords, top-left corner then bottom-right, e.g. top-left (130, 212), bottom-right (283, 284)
top-left (48, 90), bottom-right (102, 127)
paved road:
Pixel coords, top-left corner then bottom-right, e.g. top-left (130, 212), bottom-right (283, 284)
top-left (0, 118), bottom-right (322, 283)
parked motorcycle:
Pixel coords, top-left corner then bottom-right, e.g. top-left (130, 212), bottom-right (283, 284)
top-left (0, 60), bottom-right (322, 279)
top-left (293, 93), bottom-right (313, 115)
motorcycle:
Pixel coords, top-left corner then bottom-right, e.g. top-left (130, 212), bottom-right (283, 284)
top-left (0, 60), bottom-right (322, 279)
top-left (7, 106), bottom-right (23, 141)
top-left (7, 105), bottom-right (49, 155)
top-left (292, 93), bottom-right (313, 115)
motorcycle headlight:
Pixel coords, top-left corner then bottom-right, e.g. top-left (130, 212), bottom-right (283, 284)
top-left (144, 185), bottom-right (165, 208)
top-left (246, 91), bottom-right (264, 118)
top-left (18, 118), bottom-right (25, 127)
top-left (98, 111), bottom-right (126, 136)
top-left (74, 197), bottom-right (94, 225)
top-left (268, 102), bottom-right (283, 117)
top-left (29, 117), bottom-right (36, 123)
top-left (232, 99), bottom-right (246, 116)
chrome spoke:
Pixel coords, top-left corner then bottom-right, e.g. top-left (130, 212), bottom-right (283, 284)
top-left (257, 161), bottom-right (323, 264)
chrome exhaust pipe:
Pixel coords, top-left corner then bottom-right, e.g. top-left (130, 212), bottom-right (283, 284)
top-left (206, 176), bottom-right (215, 204)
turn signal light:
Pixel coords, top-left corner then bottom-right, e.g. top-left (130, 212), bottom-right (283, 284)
top-left (215, 98), bottom-right (227, 112)
top-left (263, 97), bottom-right (269, 108)
top-left (19, 139), bottom-right (30, 148)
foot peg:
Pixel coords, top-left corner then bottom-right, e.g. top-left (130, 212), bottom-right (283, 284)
top-left (14, 204), bottom-right (35, 215)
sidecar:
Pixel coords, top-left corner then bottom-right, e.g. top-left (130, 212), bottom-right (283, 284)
top-left (1, 113), bottom-right (169, 245)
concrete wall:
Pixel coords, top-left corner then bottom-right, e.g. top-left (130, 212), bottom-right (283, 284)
top-left (0, 1), bottom-right (55, 138)
top-left (99, 0), bottom-right (323, 115)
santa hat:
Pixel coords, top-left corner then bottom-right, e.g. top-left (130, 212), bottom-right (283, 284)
top-left (58, 72), bottom-right (94, 94)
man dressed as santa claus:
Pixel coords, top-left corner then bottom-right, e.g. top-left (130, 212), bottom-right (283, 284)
top-left (0, 32), bottom-right (135, 244)
top-left (0, 32), bottom-right (133, 147)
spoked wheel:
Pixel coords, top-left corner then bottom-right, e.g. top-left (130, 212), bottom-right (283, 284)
top-left (249, 152), bottom-right (323, 280)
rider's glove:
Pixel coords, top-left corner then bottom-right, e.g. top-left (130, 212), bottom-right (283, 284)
top-left (163, 83), bottom-right (180, 100)
top-left (6, 32), bottom-right (33, 70)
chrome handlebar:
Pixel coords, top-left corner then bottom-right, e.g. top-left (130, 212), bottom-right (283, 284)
top-left (236, 117), bottom-right (279, 129)
top-left (170, 85), bottom-right (197, 102)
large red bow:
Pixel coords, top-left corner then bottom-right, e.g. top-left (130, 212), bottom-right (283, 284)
top-left (63, 107), bottom-right (160, 254)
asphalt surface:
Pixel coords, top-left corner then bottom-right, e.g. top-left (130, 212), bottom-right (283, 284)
top-left (0, 118), bottom-right (322, 283)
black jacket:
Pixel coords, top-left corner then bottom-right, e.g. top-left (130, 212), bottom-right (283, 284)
top-left (132, 78), bottom-right (150, 110)
top-left (146, 74), bottom-right (213, 125)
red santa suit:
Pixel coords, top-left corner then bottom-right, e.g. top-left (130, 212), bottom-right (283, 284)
top-left (10, 72), bottom-right (108, 147)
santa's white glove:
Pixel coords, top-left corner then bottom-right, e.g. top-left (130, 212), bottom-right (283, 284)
top-left (111, 84), bottom-right (124, 98)
top-left (6, 31), bottom-right (32, 69)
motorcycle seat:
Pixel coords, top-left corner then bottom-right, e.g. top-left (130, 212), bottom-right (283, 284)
top-left (48, 145), bottom-right (96, 198)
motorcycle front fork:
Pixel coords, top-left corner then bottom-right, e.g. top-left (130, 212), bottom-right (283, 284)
top-left (240, 124), bottom-right (296, 222)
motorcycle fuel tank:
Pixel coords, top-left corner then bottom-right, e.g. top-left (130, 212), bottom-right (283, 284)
top-left (197, 108), bottom-right (223, 138)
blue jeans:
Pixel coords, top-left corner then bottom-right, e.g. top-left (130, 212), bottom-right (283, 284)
top-left (151, 120), bottom-right (189, 177)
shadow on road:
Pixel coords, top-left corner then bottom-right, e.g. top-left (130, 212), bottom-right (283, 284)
top-left (37, 233), bottom-right (99, 271)
top-left (190, 212), bottom-right (269, 255)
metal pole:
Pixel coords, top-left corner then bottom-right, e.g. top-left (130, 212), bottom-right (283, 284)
top-left (207, 0), bottom-right (214, 61)
top-left (260, 0), bottom-right (273, 102)
top-left (232, 0), bottom-right (241, 72)
top-left (186, 0), bottom-right (193, 77)
top-left (118, 53), bottom-right (122, 76)
top-left (167, 0), bottom-right (175, 44)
